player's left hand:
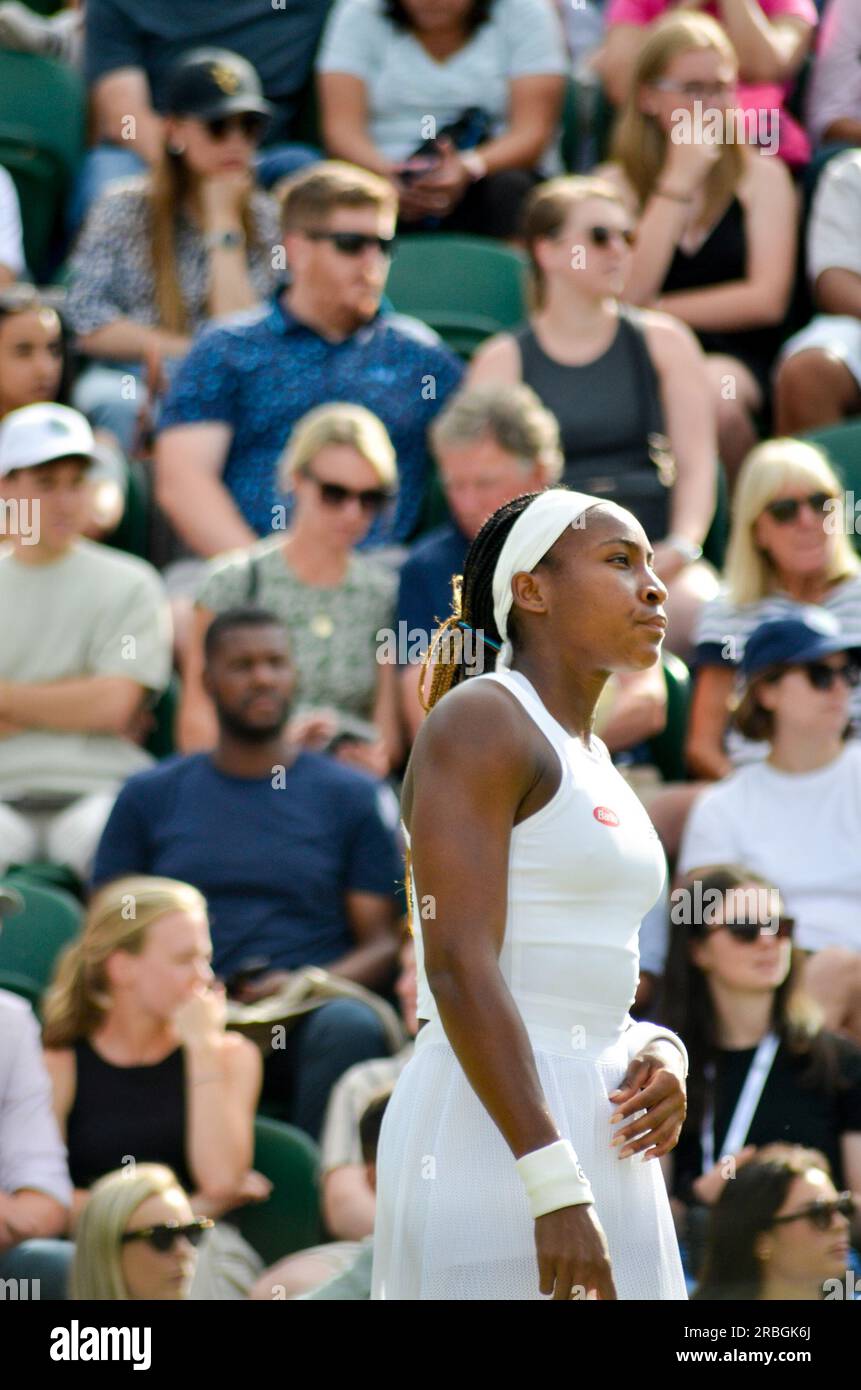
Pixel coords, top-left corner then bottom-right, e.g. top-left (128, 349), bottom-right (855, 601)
top-left (607, 1043), bottom-right (687, 1160)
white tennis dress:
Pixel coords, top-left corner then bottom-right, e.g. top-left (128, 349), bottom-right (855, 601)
top-left (371, 669), bottom-right (688, 1300)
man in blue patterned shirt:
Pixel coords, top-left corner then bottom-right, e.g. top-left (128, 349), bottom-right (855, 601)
top-left (155, 162), bottom-right (464, 560)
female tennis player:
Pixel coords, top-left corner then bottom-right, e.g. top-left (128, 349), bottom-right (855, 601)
top-left (372, 488), bottom-right (689, 1300)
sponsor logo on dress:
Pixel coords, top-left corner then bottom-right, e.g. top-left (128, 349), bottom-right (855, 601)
top-left (593, 806), bottom-right (620, 827)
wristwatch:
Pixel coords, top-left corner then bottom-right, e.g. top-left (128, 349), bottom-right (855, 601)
top-left (205, 228), bottom-right (245, 252)
top-left (665, 534), bottom-right (703, 565)
top-left (459, 150), bottom-right (488, 183)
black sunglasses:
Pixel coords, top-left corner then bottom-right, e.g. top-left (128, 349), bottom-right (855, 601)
top-left (205, 112), bottom-right (267, 143)
top-left (802, 660), bottom-right (861, 692)
top-left (770, 1192), bottom-right (855, 1233)
top-left (763, 492), bottom-right (833, 524)
top-left (121, 1217), bottom-right (213, 1253)
top-left (302, 469), bottom-right (392, 515)
top-left (706, 917), bottom-right (795, 944)
top-left (588, 225), bottom-right (636, 248)
top-left (303, 231), bottom-right (397, 257)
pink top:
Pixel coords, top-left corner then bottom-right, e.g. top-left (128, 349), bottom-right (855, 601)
top-left (606, 0), bottom-right (816, 26)
top-left (605, 0), bottom-right (818, 164)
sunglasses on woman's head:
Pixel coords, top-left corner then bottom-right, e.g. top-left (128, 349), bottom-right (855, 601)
top-left (770, 1192), bottom-right (855, 1232)
top-left (121, 1217), bottom-right (213, 1253)
top-left (303, 231), bottom-right (397, 257)
top-left (706, 917), bottom-right (795, 943)
top-left (204, 112), bottom-right (267, 143)
top-left (587, 225), bottom-right (636, 249)
top-left (762, 492), bottom-right (833, 524)
top-left (302, 469), bottom-right (392, 515)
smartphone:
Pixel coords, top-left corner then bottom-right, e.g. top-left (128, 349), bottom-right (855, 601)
top-left (225, 957), bottom-right (271, 998)
top-left (397, 144), bottom-right (443, 185)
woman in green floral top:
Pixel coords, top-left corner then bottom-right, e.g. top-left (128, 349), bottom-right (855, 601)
top-left (179, 402), bottom-right (402, 777)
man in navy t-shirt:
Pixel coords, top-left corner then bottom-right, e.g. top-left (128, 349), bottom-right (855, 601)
top-left (396, 383), bottom-right (563, 738)
top-left (93, 606), bottom-right (404, 1138)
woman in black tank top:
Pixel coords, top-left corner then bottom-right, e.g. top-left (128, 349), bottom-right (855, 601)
top-left (602, 14), bottom-right (797, 483)
top-left (42, 876), bottom-right (263, 1228)
top-left (469, 174), bottom-right (719, 658)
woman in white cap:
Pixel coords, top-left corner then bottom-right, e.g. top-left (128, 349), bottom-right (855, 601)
top-left (371, 487), bottom-right (689, 1300)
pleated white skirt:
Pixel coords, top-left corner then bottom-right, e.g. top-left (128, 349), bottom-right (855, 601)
top-left (371, 1020), bottom-right (688, 1301)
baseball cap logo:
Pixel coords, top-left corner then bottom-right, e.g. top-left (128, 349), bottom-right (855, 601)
top-left (210, 63), bottom-right (239, 94)
top-left (593, 806), bottom-right (620, 827)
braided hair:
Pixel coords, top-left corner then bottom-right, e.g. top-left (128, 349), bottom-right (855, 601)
top-left (406, 493), bottom-right (541, 922)
top-left (418, 492), bottom-right (541, 713)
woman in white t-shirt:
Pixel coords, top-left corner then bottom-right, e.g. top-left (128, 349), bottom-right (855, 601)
top-left (679, 612), bottom-right (861, 1043)
top-left (316, 0), bottom-right (568, 239)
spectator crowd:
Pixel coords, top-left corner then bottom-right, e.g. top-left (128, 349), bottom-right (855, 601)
top-left (0, 0), bottom-right (860, 1304)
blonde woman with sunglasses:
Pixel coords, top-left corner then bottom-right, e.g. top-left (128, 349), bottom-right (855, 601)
top-left (71, 1164), bottom-right (210, 1301)
top-left (686, 438), bottom-right (861, 783)
top-left (179, 402), bottom-right (402, 778)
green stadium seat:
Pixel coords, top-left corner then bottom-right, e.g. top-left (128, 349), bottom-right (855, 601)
top-left (801, 422), bottom-right (861, 553)
top-left (0, 50), bottom-right (85, 277)
top-left (5, 859), bottom-right (82, 899)
top-left (648, 652), bottom-right (692, 784)
top-left (801, 422), bottom-right (861, 485)
top-left (106, 458), bottom-right (150, 561)
top-left (0, 971), bottom-right (41, 1009)
top-left (145, 672), bottom-right (180, 760)
top-left (229, 1116), bottom-right (324, 1267)
top-left (560, 76), bottom-right (583, 173)
top-left (702, 460), bottom-right (731, 572)
top-left (385, 234), bottom-right (527, 358)
top-left (0, 875), bottom-right (82, 1002)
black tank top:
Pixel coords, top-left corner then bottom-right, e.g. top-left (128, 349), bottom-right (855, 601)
top-left (514, 307), bottom-right (665, 487)
top-left (67, 1039), bottom-right (193, 1192)
top-left (661, 197), bottom-right (780, 385)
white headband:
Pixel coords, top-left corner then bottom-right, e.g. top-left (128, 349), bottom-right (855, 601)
top-left (491, 489), bottom-right (603, 671)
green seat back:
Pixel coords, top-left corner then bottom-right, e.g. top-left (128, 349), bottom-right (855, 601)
top-left (145, 672), bottom-right (181, 760)
top-left (107, 458), bottom-right (150, 561)
top-left (230, 1116), bottom-right (324, 1267)
top-left (649, 652), bottom-right (692, 783)
top-left (560, 76), bottom-right (581, 172)
top-left (0, 971), bottom-right (42, 1009)
top-left (0, 51), bottom-right (85, 275)
top-left (385, 234), bottom-right (527, 358)
top-left (703, 460), bottom-right (731, 572)
top-left (802, 423), bottom-right (861, 553)
top-left (0, 875), bottom-right (82, 998)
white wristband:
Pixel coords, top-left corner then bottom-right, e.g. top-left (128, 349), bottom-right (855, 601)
top-left (515, 1138), bottom-right (594, 1219)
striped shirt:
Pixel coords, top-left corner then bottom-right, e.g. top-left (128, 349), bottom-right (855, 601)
top-left (693, 573), bottom-right (861, 765)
